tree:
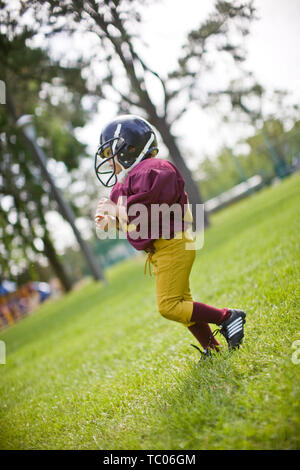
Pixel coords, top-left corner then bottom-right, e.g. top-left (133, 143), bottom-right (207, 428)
top-left (0, 23), bottom-right (94, 289)
top-left (18, 0), bottom-right (263, 227)
top-left (245, 119), bottom-right (300, 179)
top-left (194, 117), bottom-right (300, 201)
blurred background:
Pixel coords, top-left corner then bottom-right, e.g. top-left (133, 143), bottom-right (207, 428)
top-left (1, 0), bottom-right (299, 329)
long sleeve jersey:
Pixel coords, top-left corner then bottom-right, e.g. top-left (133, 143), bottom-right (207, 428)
top-left (110, 157), bottom-right (191, 251)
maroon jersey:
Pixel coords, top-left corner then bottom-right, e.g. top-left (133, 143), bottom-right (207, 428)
top-left (110, 158), bottom-right (189, 251)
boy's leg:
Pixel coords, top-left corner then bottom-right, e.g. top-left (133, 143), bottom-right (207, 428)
top-left (151, 237), bottom-right (196, 325)
top-left (152, 236), bottom-right (245, 350)
top-left (191, 302), bottom-right (230, 325)
top-left (152, 237), bottom-right (228, 326)
top-left (182, 282), bottom-right (221, 351)
top-left (191, 302), bottom-right (246, 350)
top-left (188, 323), bottom-right (220, 350)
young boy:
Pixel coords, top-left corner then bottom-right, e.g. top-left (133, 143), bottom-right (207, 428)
top-left (94, 115), bottom-right (246, 361)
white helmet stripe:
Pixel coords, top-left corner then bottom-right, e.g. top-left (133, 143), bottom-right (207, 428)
top-left (112, 123), bottom-right (122, 153)
top-left (129, 133), bottom-right (155, 169)
top-left (139, 133), bottom-right (155, 159)
top-left (118, 133), bottom-right (155, 183)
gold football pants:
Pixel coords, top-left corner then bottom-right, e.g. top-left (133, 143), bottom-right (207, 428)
top-left (145, 233), bottom-right (196, 327)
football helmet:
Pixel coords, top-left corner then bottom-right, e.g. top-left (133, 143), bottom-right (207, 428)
top-left (94, 114), bottom-right (159, 187)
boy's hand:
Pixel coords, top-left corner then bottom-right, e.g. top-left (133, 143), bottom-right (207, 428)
top-left (94, 197), bottom-right (128, 233)
top-left (94, 197), bottom-right (119, 233)
top-left (95, 214), bottom-right (117, 232)
top-left (94, 197), bottom-right (117, 223)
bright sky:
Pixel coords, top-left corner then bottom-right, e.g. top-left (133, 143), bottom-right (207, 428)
top-left (141, 0), bottom-right (300, 94)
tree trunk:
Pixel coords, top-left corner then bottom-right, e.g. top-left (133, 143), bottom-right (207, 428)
top-left (152, 115), bottom-right (210, 228)
top-left (43, 232), bottom-right (73, 292)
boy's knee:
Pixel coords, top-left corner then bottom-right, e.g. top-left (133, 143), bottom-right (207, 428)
top-left (158, 299), bottom-right (181, 323)
top-left (157, 297), bottom-right (194, 325)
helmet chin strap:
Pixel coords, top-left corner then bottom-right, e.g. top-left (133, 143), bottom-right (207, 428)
top-left (117, 133), bottom-right (155, 184)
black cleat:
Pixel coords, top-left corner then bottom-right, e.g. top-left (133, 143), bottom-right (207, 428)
top-left (219, 309), bottom-right (246, 350)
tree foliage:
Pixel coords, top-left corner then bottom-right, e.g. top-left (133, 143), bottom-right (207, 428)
top-left (0, 19), bottom-right (92, 287)
top-left (196, 119), bottom-right (300, 201)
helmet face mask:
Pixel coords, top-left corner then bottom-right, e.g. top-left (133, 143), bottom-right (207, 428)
top-left (94, 115), bottom-right (158, 187)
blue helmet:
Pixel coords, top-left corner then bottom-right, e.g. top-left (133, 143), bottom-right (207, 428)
top-left (94, 114), bottom-right (158, 187)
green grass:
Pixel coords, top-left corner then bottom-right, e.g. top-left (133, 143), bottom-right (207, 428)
top-left (1, 173), bottom-right (300, 450)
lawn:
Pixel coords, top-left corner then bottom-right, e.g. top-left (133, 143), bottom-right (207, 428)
top-left (0, 172), bottom-right (299, 450)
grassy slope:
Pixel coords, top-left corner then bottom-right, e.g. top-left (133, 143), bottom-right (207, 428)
top-left (0, 173), bottom-right (299, 450)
